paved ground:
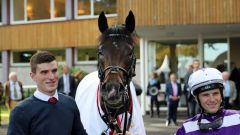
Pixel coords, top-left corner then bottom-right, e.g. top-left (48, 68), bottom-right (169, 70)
top-left (144, 115), bottom-right (186, 135)
top-left (0, 106), bottom-right (188, 135)
top-left (0, 114), bottom-right (187, 135)
top-left (0, 124), bottom-right (7, 135)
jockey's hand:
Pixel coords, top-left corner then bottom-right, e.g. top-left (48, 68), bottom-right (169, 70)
top-left (113, 131), bottom-right (133, 135)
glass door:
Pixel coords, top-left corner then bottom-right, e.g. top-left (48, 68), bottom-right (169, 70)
top-left (203, 39), bottom-right (229, 71)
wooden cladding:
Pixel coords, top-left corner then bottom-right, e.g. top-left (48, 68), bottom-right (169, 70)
top-left (117, 0), bottom-right (240, 26)
top-left (0, 17), bottom-right (117, 50)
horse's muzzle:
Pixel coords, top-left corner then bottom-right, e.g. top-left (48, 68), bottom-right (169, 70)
top-left (101, 82), bottom-right (128, 109)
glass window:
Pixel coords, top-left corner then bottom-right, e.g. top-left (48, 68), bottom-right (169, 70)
top-left (204, 39), bottom-right (228, 70)
top-left (94, 0), bottom-right (116, 15)
top-left (45, 49), bottom-right (66, 61)
top-left (27, 0), bottom-right (50, 21)
top-left (54, 0), bottom-right (66, 18)
top-left (77, 45), bottom-right (138, 62)
top-left (12, 0), bottom-right (66, 23)
top-left (134, 45), bottom-right (140, 59)
top-left (12, 49), bottom-right (65, 63)
top-left (155, 44), bottom-right (169, 68)
top-left (176, 43), bottom-right (198, 80)
top-left (13, 0), bottom-right (24, 21)
top-left (77, 47), bottom-right (97, 61)
top-left (77, 0), bottom-right (91, 16)
top-left (12, 51), bottom-right (36, 63)
top-left (76, 0), bottom-right (116, 17)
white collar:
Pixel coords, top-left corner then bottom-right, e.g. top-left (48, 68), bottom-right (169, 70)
top-left (34, 89), bottom-right (59, 102)
top-left (63, 74), bottom-right (69, 77)
top-left (10, 80), bottom-right (17, 84)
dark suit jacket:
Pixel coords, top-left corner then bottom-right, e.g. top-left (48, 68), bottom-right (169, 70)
top-left (165, 81), bottom-right (182, 103)
top-left (57, 75), bottom-right (76, 98)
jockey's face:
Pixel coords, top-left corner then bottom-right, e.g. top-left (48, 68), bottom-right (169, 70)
top-left (197, 89), bottom-right (222, 114)
top-left (30, 61), bottom-right (58, 96)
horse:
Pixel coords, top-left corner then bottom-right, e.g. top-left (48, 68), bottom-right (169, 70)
top-left (75, 11), bottom-right (146, 135)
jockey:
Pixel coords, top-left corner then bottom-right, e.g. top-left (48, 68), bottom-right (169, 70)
top-left (176, 68), bottom-right (240, 135)
top-left (75, 71), bottom-right (146, 135)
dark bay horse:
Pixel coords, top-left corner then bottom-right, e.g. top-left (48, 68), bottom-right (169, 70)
top-left (75, 11), bottom-right (143, 135)
top-left (97, 11), bottom-right (136, 135)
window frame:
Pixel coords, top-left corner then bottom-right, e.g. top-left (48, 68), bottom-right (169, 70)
top-left (74, 0), bottom-right (117, 20)
top-left (10, 49), bottom-right (66, 66)
top-left (10, 0), bottom-right (67, 25)
top-left (74, 47), bottom-right (98, 64)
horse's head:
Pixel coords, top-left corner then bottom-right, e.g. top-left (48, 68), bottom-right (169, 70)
top-left (97, 11), bottom-right (136, 116)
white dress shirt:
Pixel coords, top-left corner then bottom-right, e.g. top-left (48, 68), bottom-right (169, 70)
top-left (34, 89), bottom-right (59, 101)
top-left (75, 71), bottom-right (146, 135)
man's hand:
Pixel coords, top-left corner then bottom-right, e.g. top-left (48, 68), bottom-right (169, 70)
top-left (171, 96), bottom-right (179, 101)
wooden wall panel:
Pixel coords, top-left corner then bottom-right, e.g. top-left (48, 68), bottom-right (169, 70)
top-left (117, 0), bottom-right (240, 26)
top-left (0, 17), bottom-right (117, 50)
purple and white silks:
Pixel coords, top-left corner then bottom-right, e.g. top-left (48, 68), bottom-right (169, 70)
top-left (176, 109), bottom-right (240, 135)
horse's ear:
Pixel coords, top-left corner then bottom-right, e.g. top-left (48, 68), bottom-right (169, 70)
top-left (98, 12), bottom-right (108, 33)
top-left (125, 10), bottom-right (135, 33)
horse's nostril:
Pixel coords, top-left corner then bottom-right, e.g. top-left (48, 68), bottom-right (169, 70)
top-left (105, 82), bottom-right (120, 99)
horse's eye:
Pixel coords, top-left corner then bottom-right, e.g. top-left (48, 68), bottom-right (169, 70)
top-left (98, 51), bottom-right (105, 61)
top-left (128, 53), bottom-right (133, 59)
top-left (98, 51), bottom-right (103, 56)
top-left (98, 48), bottom-right (104, 56)
top-left (98, 45), bottom-right (104, 55)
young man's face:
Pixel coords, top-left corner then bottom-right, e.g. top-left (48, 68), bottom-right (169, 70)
top-left (30, 61), bottom-right (58, 96)
top-left (197, 89), bottom-right (222, 114)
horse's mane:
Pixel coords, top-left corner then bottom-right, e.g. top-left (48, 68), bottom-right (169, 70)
top-left (99, 25), bottom-right (137, 45)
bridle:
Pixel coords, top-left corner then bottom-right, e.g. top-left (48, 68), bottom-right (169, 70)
top-left (97, 34), bottom-right (136, 135)
top-left (97, 34), bottom-right (136, 84)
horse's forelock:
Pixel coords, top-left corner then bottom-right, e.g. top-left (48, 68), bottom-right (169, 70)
top-left (98, 25), bottom-right (136, 46)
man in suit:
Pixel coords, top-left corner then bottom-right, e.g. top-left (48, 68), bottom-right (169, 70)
top-left (165, 73), bottom-right (182, 126)
top-left (184, 59), bottom-right (201, 117)
top-left (3, 72), bottom-right (24, 111)
top-left (7, 51), bottom-right (87, 135)
top-left (222, 71), bottom-right (237, 109)
top-left (57, 64), bottom-right (76, 98)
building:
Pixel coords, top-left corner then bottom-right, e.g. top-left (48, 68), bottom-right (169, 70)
top-left (1, 0), bottom-right (240, 113)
